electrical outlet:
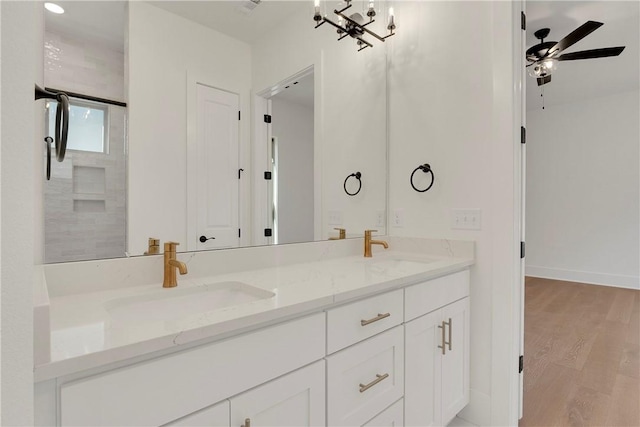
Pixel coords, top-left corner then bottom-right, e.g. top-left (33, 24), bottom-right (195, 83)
top-left (328, 210), bottom-right (343, 225)
top-left (392, 209), bottom-right (404, 227)
top-left (376, 210), bottom-right (386, 227)
top-left (451, 209), bottom-right (482, 230)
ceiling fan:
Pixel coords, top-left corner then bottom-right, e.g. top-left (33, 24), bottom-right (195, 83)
top-left (526, 21), bottom-right (626, 86)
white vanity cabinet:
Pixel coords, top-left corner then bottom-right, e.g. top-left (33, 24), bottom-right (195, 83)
top-left (57, 313), bottom-right (325, 426)
top-left (165, 361), bottom-right (325, 427)
top-left (327, 326), bottom-right (404, 426)
top-left (230, 361), bottom-right (325, 427)
top-left (37, 267), bottom-right (472, 427)
top-left (362, 399), bottom-right (404, 427)
top-left (404, 271), bottom-right (470, 427)
top-left (165, 401), bottom-right (230, 427)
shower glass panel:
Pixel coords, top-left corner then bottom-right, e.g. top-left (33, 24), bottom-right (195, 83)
top-left (43, 99), bottom-right (127, 263)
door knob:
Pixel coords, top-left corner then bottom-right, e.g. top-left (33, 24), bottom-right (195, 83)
top-left (199, 235), bottom-right (216, 243)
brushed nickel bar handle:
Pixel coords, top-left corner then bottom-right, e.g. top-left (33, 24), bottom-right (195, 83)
top-left (241, 418), bottom-right (250, 427)
top-left (437, 321), bottom-right (446, 355)
top-left (359, 373), bottom-right (389, 393)
top-left (361, 312), bottom-right (390, 326)
top-left (446, 318), bottom-right (452, 351)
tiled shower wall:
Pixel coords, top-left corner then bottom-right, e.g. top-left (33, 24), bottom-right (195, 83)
top-left (43, 31), bottom-right (127, 263)
top-left (44, 31), bottom-right (125, 102)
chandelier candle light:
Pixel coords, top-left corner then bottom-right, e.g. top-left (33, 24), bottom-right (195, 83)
top-left (314, 0), bottom-right (396, 51)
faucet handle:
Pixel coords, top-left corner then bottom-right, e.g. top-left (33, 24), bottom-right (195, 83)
top-left (334, 228), bottom-right (346, 239)
top-left (365, 229), bottom-right (378, 237)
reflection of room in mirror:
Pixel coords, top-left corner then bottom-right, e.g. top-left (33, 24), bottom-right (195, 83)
top-left (43, 0), bottom-right (388, 260)
top-left (43, 5), bottom-right (127, 263)
top-left (269, 73), bottom-right (315, 245)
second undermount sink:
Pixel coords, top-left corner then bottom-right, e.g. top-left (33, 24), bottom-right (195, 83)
top-left (367, 258), bottom-right (439, 271)
top-left (104, 281), bottom-right (275, 323)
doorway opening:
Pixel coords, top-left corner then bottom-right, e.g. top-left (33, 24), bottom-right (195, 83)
top-left (254, 66), bottom-right (316, 246)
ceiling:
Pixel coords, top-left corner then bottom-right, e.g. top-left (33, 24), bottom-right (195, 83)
top-left (525, 1), bottom-right (639, 108)
top-left (148, 1), bottom-right (310, 44)
top-left (44, 1), bottom-right (126, 51)
top-left (272, 73), bottom-right (314, 109)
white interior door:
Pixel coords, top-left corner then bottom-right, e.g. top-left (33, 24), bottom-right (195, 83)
top-left (195, 84), bottom-right (240, 249)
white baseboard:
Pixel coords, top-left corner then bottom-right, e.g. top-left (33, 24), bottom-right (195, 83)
top-left (457, 388), bottom-right (491, 427)
top-left (525, 265), bottom-right (639, 290)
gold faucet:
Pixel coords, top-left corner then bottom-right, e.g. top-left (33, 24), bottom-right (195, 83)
top-left (364, 229), bottom-right (388, 257)
top-left (144, 238), bottom-right (160, 255)
top-left (329, 228), bottom-right (346, 240)
top-left (163, 242), bottom-right (188, 288)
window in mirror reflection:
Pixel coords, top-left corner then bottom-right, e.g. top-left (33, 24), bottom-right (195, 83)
top-left (46, 99), bottom-right (108, 154)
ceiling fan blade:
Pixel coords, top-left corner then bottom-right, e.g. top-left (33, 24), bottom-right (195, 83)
top-left (557, 46), bottom-right (625, 61)
top-left (546, 21), bottom-right (603, 57)
top-left (537, 75), bottom-right (551, 86)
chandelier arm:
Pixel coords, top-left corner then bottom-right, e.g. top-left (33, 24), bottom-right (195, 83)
top-left (356, 36), bottom-right (373, 48)
top-left (335, 3), bottom-right (352, 14)
top-left (335, 9), bottom-right (386, 42)
top-left (323, 17), bottom-right (349, 34)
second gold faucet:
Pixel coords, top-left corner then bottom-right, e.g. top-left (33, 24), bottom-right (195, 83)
top-left (163, 242), bottom-right (188, 288)
top-left (364, 230), bottom-right (388, 257)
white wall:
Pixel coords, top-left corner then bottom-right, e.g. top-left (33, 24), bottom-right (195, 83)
top-left (127, 2), bottom-right (252, 255)
top-left (252, 3), bottom-right (388, 239)
top-left (526, 90), bottom-right (640, 289)
top-left (388, 2), bottom-right (520, 425)
top-left (0, 1), bottom-right (42, 424)
top-left (271, 96), bottom-right (314, 244)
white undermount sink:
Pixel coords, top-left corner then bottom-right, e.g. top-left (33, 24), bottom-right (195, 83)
top-left (369, 258), bottom-right (439, 269)
top-left (104, 281), bottom-right (275, 323)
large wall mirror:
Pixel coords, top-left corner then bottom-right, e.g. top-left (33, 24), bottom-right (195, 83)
top-left (43, 0), bottom-right (388, 263)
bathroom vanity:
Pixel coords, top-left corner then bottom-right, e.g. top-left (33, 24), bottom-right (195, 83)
top-left (34, 237), bottom-right (473, 426)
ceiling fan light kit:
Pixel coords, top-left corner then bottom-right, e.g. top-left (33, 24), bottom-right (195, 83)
top-left (526, 20), bottom-right (626, 87)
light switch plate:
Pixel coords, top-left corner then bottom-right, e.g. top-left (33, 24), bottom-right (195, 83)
top-left (376, 210), bottom-right (386, 227)
top-left (451, 209), bottom-right (482, 230)
top-left (328, 210), bottom-right (343, 225)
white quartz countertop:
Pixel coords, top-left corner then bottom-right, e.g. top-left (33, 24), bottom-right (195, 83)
top-left (35, 238), bottom-right (474, 382)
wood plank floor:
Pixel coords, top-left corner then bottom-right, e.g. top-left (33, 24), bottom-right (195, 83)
top-left (520, 277), bottom-right (640, 427)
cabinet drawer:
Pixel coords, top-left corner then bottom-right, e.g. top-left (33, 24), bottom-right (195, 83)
top-left (405, 270), bottom-right (469, 322)
top-left (60, 313), bottom-right (325, 426)
top-left (327, 289), bottom-right (403, 353)
top-left (363, 399), bottom-right (404, 427)
top-left (327, 326), bottom-right (404, 427)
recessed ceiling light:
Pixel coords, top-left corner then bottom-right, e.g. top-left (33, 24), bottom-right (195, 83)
top-left (44, 3), bottom-right (65, 14)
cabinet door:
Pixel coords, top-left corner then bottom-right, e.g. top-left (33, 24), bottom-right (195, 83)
top-left (441, 297), bottom-right (470, 425)
top-left (405, 310), bottom-right (442, 427)
top-left (362, 399), bottom-right (404, 427)
top-left (230, 361), bottom-right (325, 427)
top-left (165, 400), bottom-right (229, 427)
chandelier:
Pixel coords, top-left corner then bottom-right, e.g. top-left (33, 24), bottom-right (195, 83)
top-left (313, 0), bottom-right (396, 52)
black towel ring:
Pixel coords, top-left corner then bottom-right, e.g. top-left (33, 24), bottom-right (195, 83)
top-left (410, 164), bottom-right (435, 193)
top-left (35, 85), bottom-right (70, 162)
top-left (344, 171), bottom-right (362, 196)
top-left (44, 136), bottom-right (53, 181)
